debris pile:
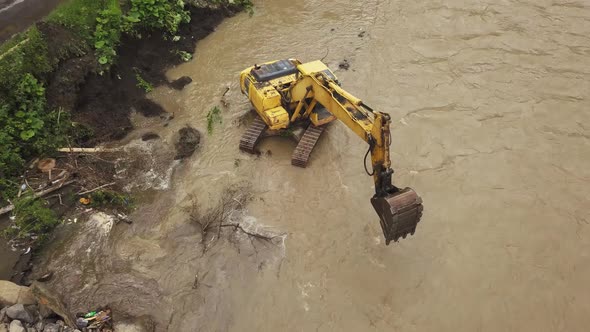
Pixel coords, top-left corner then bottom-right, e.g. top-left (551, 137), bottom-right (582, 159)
top-left (1, 281), bottom-right (115, 332)
top-left (75, 308), bottom-right (112, 331)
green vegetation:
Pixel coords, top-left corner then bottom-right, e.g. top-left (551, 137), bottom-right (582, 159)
top-left (123, 0), bottom-right (191, 36)
top-left (4, 195), bottom-right (59, 240)
top-left (94, 0), bottom-right (123, 70)
top-left (0, 27), bottom-right (52, 92)
top-left (211, 0), bottom-right (254, 16)
top-left (0, 0), bottom-right (253, 213)
top-left (0, 74), bottom-right (70, 200)
top-left (47, 0), bottom-right (105, 43)
top-left (89, 190), bottom-right (134, 211)
top-left (174, 50), bottom-right (193, 62)
top-left (134, 70), bottom-right (153, 92)
top-left (206, 106), bottom-right (222, 134)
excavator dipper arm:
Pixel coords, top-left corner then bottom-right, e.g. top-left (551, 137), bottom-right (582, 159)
top-left (289, 71), bottom-right (424, 244)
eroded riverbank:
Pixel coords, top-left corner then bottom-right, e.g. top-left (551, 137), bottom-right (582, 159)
top-left (20, 0), bottom-right (590, 331)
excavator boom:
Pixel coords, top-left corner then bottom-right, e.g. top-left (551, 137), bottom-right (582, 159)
top-left (239, 59), bottom-right (423, 245)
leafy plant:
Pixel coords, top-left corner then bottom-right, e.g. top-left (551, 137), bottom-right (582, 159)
top-left (134, 70), bottom-right (153, 92)
top-left (206, 106), bottom-right (222, 134)
top-left (46, 0), bottom-right (105, 43)
top-left (94, 0), bottom-right (122, 70)
top-left (0, 75), bottom-right (71, 199)
top-left (123, 0), bottom-right (191, 36)
top-left (89, 190), bottom-right (133, 210)
top-left (4, 195), bottom-right (59, 240)
top-left (0, 27), bottom-right (52, 94)
top-left (210, 0), bottom-right (254, 16)
top-left (173, 50), bottom-right (192, 62)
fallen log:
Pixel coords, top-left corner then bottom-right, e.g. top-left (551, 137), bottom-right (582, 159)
top-left (57, 147), bottom-right (119, 153)
top-left (0, 180), bottom-right (76, 216)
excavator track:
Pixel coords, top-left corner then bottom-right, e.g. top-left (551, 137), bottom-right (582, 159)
top-left (239, 117), bottom-right (267, 154)
top-left (291, 124), bottom-right (325, 168)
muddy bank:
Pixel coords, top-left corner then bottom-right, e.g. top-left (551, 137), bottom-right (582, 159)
top-left (1, 2), bottom-right (241, 286)
top-left (46, 5), bottom-right (241, 145)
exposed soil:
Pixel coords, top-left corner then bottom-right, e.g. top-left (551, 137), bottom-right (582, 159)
top-left (41, 5), bottom-right (241, 146)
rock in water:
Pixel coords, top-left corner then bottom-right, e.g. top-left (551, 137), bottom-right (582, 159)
top-left (174, 126), bottom-right (201, 159)
top-left (141, 132), bottom-right (160, 141)
top-left (5, 304), bottom-right (34, 324)
top-left (338, 59), bottom-right (350, 70)
top-left (170, 76), bottom-right (192, 90)
top-left (8, 320), bottom-right (25, 332)
top-left (0, 281), bottom-right (35, 306)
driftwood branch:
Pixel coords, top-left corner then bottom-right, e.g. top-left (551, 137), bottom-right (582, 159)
top-left (218, 223), bottom-right (281, 241)
top-left (77, 182), bottom-right (116, 195)
top-left (57, 147), bottom-right (119, 153)
top-left (0, 180), bottom-right (76, 216)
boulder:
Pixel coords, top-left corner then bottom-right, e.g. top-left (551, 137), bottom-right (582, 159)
top-left (169, 76), bottom-right (192, 90)
top-left (174, 126), bottom-right (201, 159)
top-left (0, 323), bottom-right (8, 332)
top-left (42, 323), bottom-right (59, 332)
top-left (0, 281), bottom-right (36, 306)
top-left (42, 324), bottom-right (58, 332)
top-left (34, 321), bottom-right (44, 331)
top-left (8, 320), bottom-right (25, 332)
top-left (0, 308), bottom-right (6, 323)
top-left (5, 305), bottom-right (34, 324)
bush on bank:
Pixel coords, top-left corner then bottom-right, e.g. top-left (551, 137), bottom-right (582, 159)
top-left (0, 0), bottom-right (251, 237)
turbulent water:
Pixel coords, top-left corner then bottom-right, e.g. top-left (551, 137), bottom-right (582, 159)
top-left (35, 0), bottom-right (590, 331)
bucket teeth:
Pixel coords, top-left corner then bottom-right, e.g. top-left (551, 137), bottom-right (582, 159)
top-left (239, 117), bottom-right (267, 154)
top-left (291, 124), bottom-right (325, 168)
top-left (371, 188), bottom-right (423, 245)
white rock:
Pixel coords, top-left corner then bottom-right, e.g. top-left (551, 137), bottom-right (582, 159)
top-left (8, 320), bottom-right (25, 332)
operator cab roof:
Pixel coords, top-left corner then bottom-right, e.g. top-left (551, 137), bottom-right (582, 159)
top-left (251, 59), bottom-right (298, 82)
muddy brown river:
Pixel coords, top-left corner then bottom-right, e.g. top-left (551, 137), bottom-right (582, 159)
top-left (33, 0), bottom-right (590, 331)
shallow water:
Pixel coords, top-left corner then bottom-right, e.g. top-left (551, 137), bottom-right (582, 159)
top-left (37, 0), bottom-right (590, 331)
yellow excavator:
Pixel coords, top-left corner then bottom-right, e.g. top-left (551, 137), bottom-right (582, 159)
top-left (239, 59), bottom-right (423, 244)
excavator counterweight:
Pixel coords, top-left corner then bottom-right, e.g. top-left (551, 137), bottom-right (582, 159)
top-left (239, 59), bottom-right (424, 245)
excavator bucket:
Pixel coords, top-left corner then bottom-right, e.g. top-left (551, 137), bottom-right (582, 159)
top-left (371, 188), bottom-right (423, 245)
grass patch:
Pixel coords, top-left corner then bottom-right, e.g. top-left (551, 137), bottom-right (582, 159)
top-left (46, 0), bottom-right (105, 43)
top-left (0, 27), bottom-right (52, 94)
top-left (3, 195), bottom-right (59, 240)
top-left (89, 190), bottom-right (134, 211)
